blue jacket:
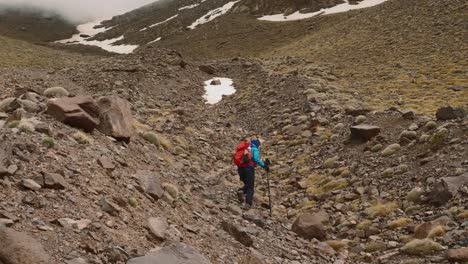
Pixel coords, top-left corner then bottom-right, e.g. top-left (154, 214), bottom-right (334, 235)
top-left (249, 144), bottom-right (265, 169)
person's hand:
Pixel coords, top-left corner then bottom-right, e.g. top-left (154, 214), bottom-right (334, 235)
top-left (264, 159), bottom-right (271, 166)
top-left (264, 165), bottom-right (270, 173)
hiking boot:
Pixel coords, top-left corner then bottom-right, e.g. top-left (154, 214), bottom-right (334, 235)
top-left (237, 190), bottom-right (245, 204)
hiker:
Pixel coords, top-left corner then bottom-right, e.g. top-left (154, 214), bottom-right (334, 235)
top-left (233, 139), bottom-right (269, 209)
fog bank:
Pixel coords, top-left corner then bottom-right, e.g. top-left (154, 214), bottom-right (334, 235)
top-left (0, 0), bottom-right (157, 23)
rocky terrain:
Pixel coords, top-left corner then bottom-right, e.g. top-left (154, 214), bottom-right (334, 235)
top-left (0, 0), bottom-right (467, 264)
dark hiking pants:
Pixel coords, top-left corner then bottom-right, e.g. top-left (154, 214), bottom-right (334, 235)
top-left (238, 167), bottom-right (255, 205)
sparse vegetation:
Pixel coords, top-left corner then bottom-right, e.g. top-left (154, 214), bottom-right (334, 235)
top-left (42, 137), bottom-right (56, 148)
top-left (72, 132), bottom-right (92, 144)
top-left (7, 121), bottom-right (19, 128)
top-left (388, 218), bottom-right (412, 230)
top-left (366, 201), bottom-right (399, 218)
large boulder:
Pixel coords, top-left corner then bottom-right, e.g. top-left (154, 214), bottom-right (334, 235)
top-left (127, 243), bottom-right (211, 264)
top-left (134, 170), bottom-right (164, 200)
top-left (446, 247), bottom-right (468, 262)
top-left (46, 96), bottom-right (100, 132)
top-left (350, 124), bottom-right (381, 142)
top-left (0, 226), bottom-right (51, 264)
top-left (292, 210), bottom-right (329, 240)
top-left (426, 173), bottom-right (468, 206)
top-left (436, 106), bottom-right (466, 120)
top-left (97, 96), bottom-right (133, 142)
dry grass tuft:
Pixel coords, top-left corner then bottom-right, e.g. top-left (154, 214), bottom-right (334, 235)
top-left (388, 218), bottom-right (412, 230)
top-left (366, 201), bottom-right (399, 218)
top-left (72, 132), bottom-right (92, 144)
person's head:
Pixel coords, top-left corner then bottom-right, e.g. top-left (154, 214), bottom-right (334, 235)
top-left (251, 139), bottom-right (261, 148)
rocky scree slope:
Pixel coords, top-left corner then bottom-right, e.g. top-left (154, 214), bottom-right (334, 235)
top-left (90, 0), bottom-right (467, 115)
top-left (1, 45), bottom-right (467, 264)
top-left (0, 48), bottom-right (349, 264)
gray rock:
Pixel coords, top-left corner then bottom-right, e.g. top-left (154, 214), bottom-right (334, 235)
top-left (22, 179), bottom-right (42, 191)
top-left (135, 170), bottom-right (164, 200)
top-left (98, 156), bottom-right (115, 170)
top-left (350, 125), bottom-right (381, 142)
top-left (46, 96), bottom-right (100, 132)
top-left (221, 220), bottom-right (254, 247)
top-left (99, 197), bottom-right (120, 215)
top-left (436, 106), bottom-right (466, 120)
top-left (66, 258), bottom-right (88, 264)
top-left (35, 172), bottom-right (67, 189)
top-left (97, 96), bottom-right (133, 142)
top-left (127, 243), bottom-right (211, 264)
top-left (292, 210), bottom-right (329, 240)
top-left (0, 226), bottom-right (51, 264)
top-left (147, 217), bottom-right (168, 240)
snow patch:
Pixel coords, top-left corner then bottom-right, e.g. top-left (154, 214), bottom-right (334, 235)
top-left (258, 0), bottom-right (389, 22)
top-left (203, 78), bottom-right (236, 104)
top-left (179, 3), bottom-right (199, 10)
top-left (148, 37), bottom-right (162, 44)
top-left (188, 1), bottom-right (240, 30)
top-left (57, 19), bottom-right (138, 54)
top-left (140, 14), bottom-right (178, 31)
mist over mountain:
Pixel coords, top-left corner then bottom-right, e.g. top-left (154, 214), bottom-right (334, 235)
top-left (0, 0), bottom-right (157, 23)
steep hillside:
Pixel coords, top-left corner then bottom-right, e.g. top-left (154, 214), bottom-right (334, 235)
top-left (75, 0), bottom-right (466, 114)
top-left (0, 35), bottom-right (88, 67)
top-left (0, 7), bottom-right (77, 43)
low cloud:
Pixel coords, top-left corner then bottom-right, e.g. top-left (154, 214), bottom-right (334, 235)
top-left (0, 0), bottom-right (157, 23)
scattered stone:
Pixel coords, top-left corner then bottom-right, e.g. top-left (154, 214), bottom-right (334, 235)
top-left (44, 86), bottom-right (69, 98)
top-left (350, 125), bottom-right (381, 142)
top-left (66, 258), bottom-right (89, 264)
top-left (135, 170), bottom-right (164, 200)
top-left (0, 98), bottom-right (19, 113)
top-left (239, 248), bottom-right (266, 264)
top-left (147, 217), bottom-right (168, 240)
top-left (210, 79), bottom-right (222, 85)
top-left (97, 96), bottom-right (133, 142)
top-left (199, 64), bottom-right (218, 75)
top-left (99, 197), bottom-right (120, 215)
top-left (0, 218), bottom-right (14, 227)
top-left (292, 211), bottom-right (329, 240)
top-left (36, 172), bottom-right (67, 189)
top-left (98, 156), bottom-right (115, 170)
top-left (221, 220), bottom-right (254, 247)
top-left (436, 106), bottom-right (466, 120)
top-left (22, 179), bottom-right (42, 191)
top-left (127, 243), bottom-right (211, 264)
top-left (47, 96), bottom-right (100, 132)
top-left (0, 226), bottom-right (51, 263)
top-left (446, 247), bottom-right (468, 262)
top-left (402, 239), bottom-right (444, 255)
top-left (401, 110), bottom-right (415, 119)
top-left (227, 204), bottom-right (243, 216)
top-left (381, 144), bottom-right (401, 157)
top-left (426, 173), bottom-right (468, 205)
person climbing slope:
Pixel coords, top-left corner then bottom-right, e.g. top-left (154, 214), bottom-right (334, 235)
top-left (233, 139), bottom-right (269, 209)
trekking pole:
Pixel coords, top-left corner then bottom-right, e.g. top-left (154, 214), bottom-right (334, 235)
top-left (266, 170), bottom-right (272, 217)
top-left (265, 159), bottom-right (272, 217)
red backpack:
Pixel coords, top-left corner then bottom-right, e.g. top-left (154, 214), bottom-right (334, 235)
top-left (233, 141), bottom-right (256, 167)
